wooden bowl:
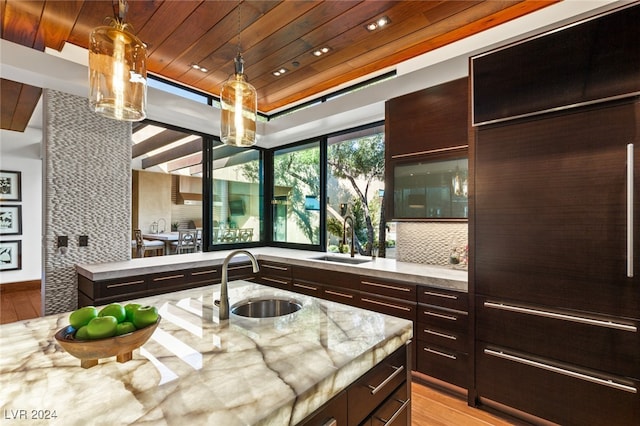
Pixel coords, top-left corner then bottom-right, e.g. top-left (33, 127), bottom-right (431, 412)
top-left (54, 316), bottom-right (160, 368)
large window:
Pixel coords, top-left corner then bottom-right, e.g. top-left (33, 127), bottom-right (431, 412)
top-left (326, 124), bottom-right (386, 256)
top-left (271, 142), bottom-right (321, 245)
top-left (211, 145), bottom-right (262, 246)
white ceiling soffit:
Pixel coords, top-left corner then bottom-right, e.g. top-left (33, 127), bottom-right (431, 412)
top-left (0, 0), bottom-right (621, 149)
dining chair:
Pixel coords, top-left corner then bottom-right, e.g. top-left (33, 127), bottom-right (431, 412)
top-left (195, 228), bottom-right (203, 251)
top-left (171, 229), bottom-right (198, 254)
top-left (238, 228), bottom-right (254, 242)
top-left (220, 228), bottom-right (238, 243)
top-left (133, 229), bottom-right (165, 257)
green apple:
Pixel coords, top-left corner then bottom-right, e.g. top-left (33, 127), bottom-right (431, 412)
top-left (74, 325), bottom-right (90, 340)
top-left (99, 303), bottom-right (126, 323)
top-left (116, 322), bottom-right (137, 336)
top-left (69, 306), bottom-right (98, 329)
top-left (132, 305), bottom-right (159, 329)
top-left (124, 303), bottom-right (142, 323)
top-left (86, 316), bottom-right (118, 339)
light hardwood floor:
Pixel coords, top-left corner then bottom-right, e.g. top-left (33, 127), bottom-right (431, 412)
top-left (1, 287), bottom-right (517, 425)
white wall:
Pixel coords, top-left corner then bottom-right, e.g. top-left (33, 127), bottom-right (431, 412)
top-left (0, 128), bottom-right (43, 283)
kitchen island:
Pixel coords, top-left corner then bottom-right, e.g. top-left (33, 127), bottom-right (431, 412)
top-left (0, 280), bottom-right (413, 425)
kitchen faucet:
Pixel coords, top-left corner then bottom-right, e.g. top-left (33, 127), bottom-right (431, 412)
top-left (342, 215), bottom-right (355, 258)
top-left (218, 250), bottom-right (260, 320)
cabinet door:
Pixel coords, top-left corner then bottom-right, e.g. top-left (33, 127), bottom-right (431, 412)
top-left (475, 100), bottom-right (640, 318)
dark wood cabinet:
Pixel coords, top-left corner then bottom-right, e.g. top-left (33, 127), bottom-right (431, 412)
top-left (473, 82), bottom-right (639, 424)
top-left (291, 266), bottom-right (360, 307)
top-left (385, 77), bottom-right (469, 221)
top-left (415, 286), bottom-right (469, 388)
top-left (300, 344), bottom-right (410, 426)
top-left (78, 261), bottom-right (252, 306)
top-left (471, 4), bottom-right (640, 126)
top-left (256, 260), bottom-right (292, 290)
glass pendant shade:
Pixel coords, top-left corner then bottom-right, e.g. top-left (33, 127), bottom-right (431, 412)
top-left (220, 54), bottom-right (257, 146)
top-left (89, 21), bottom-right (147, 121)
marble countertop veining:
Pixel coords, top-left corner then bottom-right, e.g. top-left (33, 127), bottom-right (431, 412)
top-left (0, 281), bottom-right (413, 425)
top-left (77, 247), bottom-right (467, 292)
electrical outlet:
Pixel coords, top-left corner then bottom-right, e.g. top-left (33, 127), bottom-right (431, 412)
top-left (57, 236), bottom-right (68, 248)
top-left (79, 235), bottom-right (88, 247)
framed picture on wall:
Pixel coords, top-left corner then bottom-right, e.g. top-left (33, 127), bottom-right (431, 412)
top-left (0, 205), bottom-right (22, 235)
top-left (0, 240), bottom-right (22, 271)
top-left (0, 170), bottom-right (21, 202)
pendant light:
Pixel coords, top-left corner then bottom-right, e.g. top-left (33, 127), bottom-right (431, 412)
top-left (220, 3), bottom-right (257, 146)
top-left (88, 0), bottom-right (147, 121)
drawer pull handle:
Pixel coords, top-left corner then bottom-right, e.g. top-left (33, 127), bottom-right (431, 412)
top-left (321, 419), bottom-right (337, 426)
top-left (375, 398), bottom-right (411, 426)
top-left (153, 274), bottom-right (185, 282)
top-left (484, 301), bottom-right (637, 332)
top-left (361, 280), bottom-right (411, 292)
top-left (362, 298), bottom-right (411, 312)
top-left (367, 365), bottom-right (405, 395)
top-left (191, 269), bottom-right (217, 276)
top-left (325, 289), bottom-right (354, 299)
top-left (424, 347), bottom-right (457, 360)
top-left (424, 328), bottom-right (457, 340)
top-left (227, 265), bottom-right (251, 271)
top-left (485, 349), bottom-right (637, 394)
top-left (294, 283), bottom-right (318, 291)
top-left (263, 264), bottom-right (288, 271)
top-left (107, 280), bottom-right (144, 288)
top-left (423, 291), bottom-right (457, 300)
top-left (424, 310), bottom-right (457, 321)
top-left (263, 277), bottom-right (289, 286)
top-left (628, 143), bottom-right (634, 278)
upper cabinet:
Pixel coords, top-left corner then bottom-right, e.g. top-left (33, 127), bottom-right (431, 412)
top-left (471, 4), bottom-right (640, 126)
top-left (385, 77), bottom-right (469, 221)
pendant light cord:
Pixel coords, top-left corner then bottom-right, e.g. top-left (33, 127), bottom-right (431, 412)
top-left (236, 1), bottom-right (242, 56)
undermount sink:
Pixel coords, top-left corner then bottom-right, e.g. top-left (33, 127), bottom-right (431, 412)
top-left (311, 255), bottom-right (372, 265)
top-left (231, 298), bottom-right (302, 318)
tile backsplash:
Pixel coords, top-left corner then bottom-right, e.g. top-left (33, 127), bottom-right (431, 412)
top-left (395, 222), bottom-right (468, 266)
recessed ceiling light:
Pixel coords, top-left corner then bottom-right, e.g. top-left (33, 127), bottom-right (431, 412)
top-left (365, 16), bottom-right (391, 31)
top-left (273, 68), bottom-right (288, 77)
top-left (190, 63), bottom-right (207, 73)
top-left (312, 46), bottom-right (331, 57)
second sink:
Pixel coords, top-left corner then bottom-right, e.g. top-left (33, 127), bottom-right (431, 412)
top-left (231, 298), bottom-right (302, 318)
top-left (311, 255), bottom-right (372, 265)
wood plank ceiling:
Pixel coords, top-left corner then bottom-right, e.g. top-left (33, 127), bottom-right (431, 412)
top-left (1, 0), bottom-right (557, 172)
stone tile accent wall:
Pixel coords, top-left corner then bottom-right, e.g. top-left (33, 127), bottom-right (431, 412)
top-left (396, 222), bottom-right (468, 266)
top-left (43, 90), bottom-right (131, 315)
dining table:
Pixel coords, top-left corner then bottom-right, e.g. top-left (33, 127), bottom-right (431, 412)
top-left (142, 231), bottom-right (178, 254)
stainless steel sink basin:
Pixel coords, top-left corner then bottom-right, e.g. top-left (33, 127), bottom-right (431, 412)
top-left (311, 255), bottom-right (372, 265)
top-left (231, 298), bottom-right (302, 318)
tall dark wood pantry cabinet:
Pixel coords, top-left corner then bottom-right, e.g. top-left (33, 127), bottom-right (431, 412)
top-left (471, 4), bottom-right (639, 425)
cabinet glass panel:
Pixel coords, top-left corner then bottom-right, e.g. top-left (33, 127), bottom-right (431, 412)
top-left (394, 158), bottom-right (468, 219)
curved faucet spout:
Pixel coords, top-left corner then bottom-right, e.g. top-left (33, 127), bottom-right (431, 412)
top-left (219, 250), bottom-right (260, 320)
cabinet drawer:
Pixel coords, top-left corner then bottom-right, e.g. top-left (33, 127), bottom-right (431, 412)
top-left (98, 276), bottom-right (148, 299)
top-left (360, 294), bottom-right (416, 322)
top-left (417, 286), bottom-right (467, 311)
top-left (292, 279), bottom-right (323, 297)
top-left (226, 262), bottom-right (256, 280)
top-left (417, 304), bottom-right (467, 334)
top-left (416, 341), bottom-right (468, 388)
top-left (368, 382), bottom-right (410, 426)
top-left (258, 275), bottom-right (291, 291)
top-left (189, 266), bottom-right (221, 285)
top-left (149, 271), bottom-right (188, 292)
top-left (348, 345), bottom-right (407, 426)
top-left (295, 266), bottom-right (359, 291)
top-left (299, 390), bottom-right (347, 426)
top-left (259, 261), bottom-right (292, 276)
top-left (477, 297), bottom-right (640, 378)
top-left (417, 323), bottom-right (467, 354)
top-left (322, 286), bottom-right (358, 306)
top-left (360, 277), bottom-right (416, 300)
top-left (477, 344), bottom-right (640, 426)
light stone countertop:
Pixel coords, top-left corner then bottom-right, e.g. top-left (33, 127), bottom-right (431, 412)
top-left (77, 247), bottom-right (467, 292)
top-left (0, 280), bottom-right (413, 425)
